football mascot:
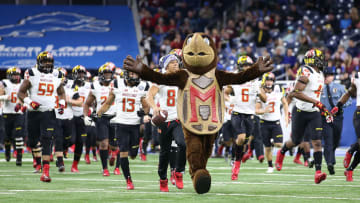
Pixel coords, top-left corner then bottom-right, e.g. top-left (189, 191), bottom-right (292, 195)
top-left (123, 33), bottom-right (273, 194)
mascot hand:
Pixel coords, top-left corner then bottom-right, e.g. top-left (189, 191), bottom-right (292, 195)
top-left (123, 55), bottom-right (144, 75)
top-left (252, 56), bottom-right (273, 74)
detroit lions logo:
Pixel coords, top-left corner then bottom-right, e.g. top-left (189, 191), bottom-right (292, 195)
top-left (0, 11), bottom-right (110, 40)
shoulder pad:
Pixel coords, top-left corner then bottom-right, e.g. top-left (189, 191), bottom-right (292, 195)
top-left (113, 79), bottom-right (118, 88)
top-left (91, 83), bottom-right (95, 89)
top-left (144, 82), bottom-right (150, 91)
top-left (27, 68), bottom-right (35, 76)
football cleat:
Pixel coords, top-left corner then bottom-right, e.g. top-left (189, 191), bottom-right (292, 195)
top-left (50, 154), bottom-right (54, 162)
top-left (33, 158), bottom-right (37, 168)
top-left (266, 167), bottom-right (274, 173)
top-left (103, 169), bottom-right (110, 176)
top-left (327, 165), bottom-right (335, 175)
top-left (40, 164), bottom-right (51, 182)
top-left (231, 161), bottom-right (241, 180)
top-left (71, 161), bottom-right (79, 173)
top-left (343, 152), bottom-right (353, 168)
top-left (34, 164), bottom-right (42, 173)
top-left (16, 159), bottom-right (22, 166)
top-left (93, 155), bottom-right (98, 162)
top-left (114, 168), bottom-right (121, 175)
top-left (170, 170), bottom-right (176, 185)
top-left (314, 170), bottom-right (327, 184)
top-left (126, 177), bottom-right (134, 190)
top-left (308, 160), bottom-right (315, 168)
top-left (85, 154), bottom-right (91, 164)
top-left (258, 155), bottom-right (264, 163)
top-left (13, 150), bottom-right (17, 158)
top-left (58, 165), bottom-right (65, 172)
top-left (242, 152), bottom-right (251, 163)
top-left (344, 170), bottom-right (353, 182)
top-left (275, 150), bottom-right (285, 171)
top-left (175, 172), bottom-right (184, 189)
top-left (293, 153), bottom-right (303, 165)
top-left (160, 179), bottom-right (169, 192)
top-left (140, 153), bottom-right (147, 161)
top-left (304, 160), bottom-right (309, 167)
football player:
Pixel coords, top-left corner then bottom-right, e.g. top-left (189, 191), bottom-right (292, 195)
top-left (146, 54), bottom-right (186, 192)
top-left (0, 67), bottom-right (25, 166)
top-left (332, 68), bottom-right (360, 181)
top-left (70, 65), bottom-right (91, 172)
top-left (275, 49), bottom-right (330, 184)
top-left (224, 55), bottom-right (267, 180)
top-left (18, 51), bottom-right (65, 182)
top-left (84, 63), bottom-right (118, 176)
top-left (97, 69), bottom-right (150, 190)
top-left (255, 72), bottom-right (289, 173)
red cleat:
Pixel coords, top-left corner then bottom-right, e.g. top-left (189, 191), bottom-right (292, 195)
top-left (114, 167), bottom-right (121, 175)
top-left (126, 177), bottom-right (134, 190)
top-left (293, 153), bottom-right (303, 165)
top-left (170, 170), bottom-right (176, 185)
top-left (40, 164), bottom-right (51, 182)
top-left (50, 154), bottom-right (54, 162)
top-left (13, 150), bottom-right (17, 158)
top-left (275, 150), bottom-right (285, 171)
top-left (34, 164), bottom-right (42, 173)
top-left (103, 169), bottom-right (110, 176)
top-left (314, 170), bottom-right (327, 184)
top-left (231, 160), bottom-right (241, 180)
top-left (33, 158), bottom-right (37, 168)
top-left (85, 154), bottom-right (91, 164)
top-left (344, 152), bottom-right (353, 168)
top-left (217, 145), bottom-right (224, 156)
top-left (140, 153), bottom-right (147, 161)
top-left (71, 161), bottom-right (79, 173)
top-left (344, 170), bottom-right (353, 182)
top-left (160, 179), bottom-right (169, 192)
top-left (304, 160), bottom-right (309, 167)
top-left (258, 155), bottom-right (264, 163)
top-left (174, 172), bottom-right (184, 189)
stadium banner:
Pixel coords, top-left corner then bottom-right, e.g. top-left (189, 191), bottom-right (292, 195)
top-left (0, 5), bottom-right (139, 70)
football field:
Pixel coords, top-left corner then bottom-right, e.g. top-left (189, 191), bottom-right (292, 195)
top-left (0, 153), bottom-right (359, 203)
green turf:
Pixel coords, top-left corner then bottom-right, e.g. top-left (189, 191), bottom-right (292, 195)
top-left (0, 153), bottom-right (359, 202)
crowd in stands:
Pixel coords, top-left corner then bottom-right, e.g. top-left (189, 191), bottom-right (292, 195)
top-left (138, 0), bottom-right (360, 88)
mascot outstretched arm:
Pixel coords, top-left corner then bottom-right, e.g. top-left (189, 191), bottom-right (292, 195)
top-left (124, 32), bottom-right (273, 194)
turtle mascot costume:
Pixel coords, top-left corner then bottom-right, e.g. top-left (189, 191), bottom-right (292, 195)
top-left (123, 32), bottom-right (273, 194)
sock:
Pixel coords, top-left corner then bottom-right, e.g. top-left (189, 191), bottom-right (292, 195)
top-left (99, 150), bottom-right (108, 170)
top-left (16, 148), bottom-right (22, 160)
top-left (348, 151), bottom-right (360, 171)
top-left (348, 143), bottom-right (360, 155)
top-left (280, 145), bottom-right (289, 155)
top-left (116, 152), bottom-right (121, 168)
top-left (235, 145), bottom-right (244, 161)
top-left (268, 160), bottom-right (273, 167)
top-left (57, 156), bottom-right (64, 165)
top-left (74, 153), bottom-right (81, 162)
top-left (42, 160), bottom-right (49, 166)
top-left (120, 157), bottom-right (131, 179)
top-left (313, 151), bottom-right (322, 171)
top-left (305, 152), bottom-right (310, 162)
top-left (86, 147), bottom-right (90, 155)
top-left (36, 157), bottom-right (41, 166)
top-left (231, 145), bottom-right (235, 160)
top-left (92, 148), bottom-right (97, 157)
top-left (5, 143), bottom-right (10, 158)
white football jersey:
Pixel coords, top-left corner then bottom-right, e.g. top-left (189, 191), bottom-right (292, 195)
top-left (91, 80), bottom-right (116, 116)
top-left (1, 79), bottom-right (22, 114)
top-left (232, 80), bottom-right (260, 114)
top-left (71, 81), bottom-right (91, 117)
top-left (295, 66), bottom-right (324, 112)
top-left (110, 78), bottom-right (149, 125)
top-left (353, 72), bottom-right (360, 106)
top-left (259, 85), bottom-right (283, 121)
top-left (25, 68), bottom-right (63, 112)
top-left (55, 84), bottom-right (73, 120)
top-left (153, 84), bottom-right (178, 122)
top-left (224, 101), bottom-right (234, 122)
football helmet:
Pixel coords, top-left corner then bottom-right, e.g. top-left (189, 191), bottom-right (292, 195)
top-left (72, 65), bottom-right (86, 83)
top-left (37, 51), bottom-right (54, 74)
top-left (124, 70), bottom-right (140, 86)
top-left (237, 55), bottom-right (254, 71)
top-left (304, 49), bottom-right (326, 71)
top-left (98, 63), bottom-right (114, 83)
top-left (6, 67), bottom-right (21, 84)
top-left (261, 72), bottom-right (276, 90)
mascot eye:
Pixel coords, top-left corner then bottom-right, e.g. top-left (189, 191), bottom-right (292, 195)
top-left (187, 37), bottom-right (192, 45)
top-left (203, 37), bottom-right (210, 45)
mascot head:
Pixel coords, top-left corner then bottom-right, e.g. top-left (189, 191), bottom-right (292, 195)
top-left (182, 33), bottom-right (218, 75)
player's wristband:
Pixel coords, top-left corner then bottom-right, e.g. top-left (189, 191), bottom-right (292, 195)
top-left (23, 97), bottom-right (32, 105)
